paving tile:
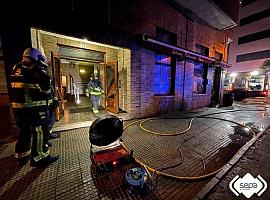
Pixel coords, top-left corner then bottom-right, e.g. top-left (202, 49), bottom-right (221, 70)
top-left (1, 104), bottom-right (270, 200)
top-left (56, 170), bottom-right (83, 196)
top-left (18, 178), bottom-right (56, 200)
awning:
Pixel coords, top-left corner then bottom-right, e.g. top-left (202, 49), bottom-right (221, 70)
top-left (143, 34), bottom-right (231, 68)
top-left (172, 0), bottom-right (237, 30)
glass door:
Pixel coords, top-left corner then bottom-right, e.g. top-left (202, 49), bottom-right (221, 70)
top-left (104, 61), bottom-right (119, 113)
top-left (51, 52), bottom-right (64, 121)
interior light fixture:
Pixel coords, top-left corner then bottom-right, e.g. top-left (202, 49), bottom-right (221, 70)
top-left (230, 73), bottom-right (237, 77)
top-left (80, 69), bottom-right (86, 74)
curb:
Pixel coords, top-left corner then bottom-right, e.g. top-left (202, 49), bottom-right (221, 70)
top-left (193, 124), bottom-right (270, 200)
top-left (51, 114), bottom-right (133, 133)
top-left (52, 120), bottom-right (93, 132)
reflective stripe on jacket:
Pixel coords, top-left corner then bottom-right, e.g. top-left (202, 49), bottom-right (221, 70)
top-left (11, 99), bottom-right (53, 109)
top-left (87, 79), bottom-right (103, 96)
top-left (10, 63), bottom-right (52, 109)
top-left (11, 82), bottom-right (41, 89)
top-left (90, 91), bottom-right (102, 95)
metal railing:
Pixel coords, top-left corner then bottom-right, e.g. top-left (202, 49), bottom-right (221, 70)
top-left (69, 74), bottom-right (89, 106)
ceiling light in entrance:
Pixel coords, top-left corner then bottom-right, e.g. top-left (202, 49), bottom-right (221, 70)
top-left (80, 69), bottom-right (86, 74)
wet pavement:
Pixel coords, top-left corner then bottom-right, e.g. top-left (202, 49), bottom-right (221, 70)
top-left (0, 102), bottom-right (129, 145)
top-left (0, 98), bottom-right (270, 199)
top-left (122, 106), bottom-right (270, 199)
top-left (206, 128), bottom-right (270, 200)
top-left (205, 98), bottom-right (270, 200)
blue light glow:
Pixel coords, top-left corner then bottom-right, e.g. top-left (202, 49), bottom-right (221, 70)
top-left (154, 54), bottom-right (171, 95)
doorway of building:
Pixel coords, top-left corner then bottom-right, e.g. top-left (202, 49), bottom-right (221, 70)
top-left (51, 52), bottom-right (65, 121)
top-left (211, 66), bottom-right (222, 105)
top-left (63, 60), bottom-right (104, 111)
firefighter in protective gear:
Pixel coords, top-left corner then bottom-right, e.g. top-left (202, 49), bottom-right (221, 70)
top-left (10, 48), bottom-right (59, 167)
top-left (26, 49), bottom-right (60, 148)
top-left (86, 73), bottom-right (104, 114)
top-left (46, 86), bottom-right (60, 141)
top-left (42, 70), bottom-right (60, 147)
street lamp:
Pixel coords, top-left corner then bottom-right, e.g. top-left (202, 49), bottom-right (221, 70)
top-left (250, 71), bottom-right (259, 76)
top-left (267, 72), bottom-right (270, 98)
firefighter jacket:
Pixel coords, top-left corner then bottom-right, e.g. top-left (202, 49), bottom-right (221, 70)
top-left (10, 62), bottom-right (53, 109)
top-left (86, 79), bottom-right (104, 96)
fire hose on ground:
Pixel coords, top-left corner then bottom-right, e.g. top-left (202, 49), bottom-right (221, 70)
top-left (122, 109), bottom-right (266, 181)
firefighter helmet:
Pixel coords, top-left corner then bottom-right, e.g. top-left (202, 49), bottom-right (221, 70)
top-left (22, 48), bottom-right (47, 63)
top-left (93, 73), bottom-right (99, 80)
top-left (90, 73), bottom-right (99, 80)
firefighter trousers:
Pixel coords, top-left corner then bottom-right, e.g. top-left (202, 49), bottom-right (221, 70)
top-left (42, 106), bottom-right (56, 144)
top-left (13, 108), bottom-right (50, 163)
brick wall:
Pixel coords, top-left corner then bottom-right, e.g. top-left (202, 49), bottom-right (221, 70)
top-left (30, 0), bottom-right (232, 118)
top-left (140, 48), bottom-right (155, 117)
top-left (118, 0), bottom-right (231, 116)
top-left (118, 48), bottom-right (131, 112)
top-left (109, 0), bottom-right (232, 117)
top-left (129, 45), bottom-right (142, 118)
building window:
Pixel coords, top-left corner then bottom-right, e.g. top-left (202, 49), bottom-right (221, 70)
top-left (240, 8), bottom-right (270, 26)
top-left (156, 27), bottom-right (177, 45)
top-left (154, 54), bottom-right (175, 95)
top-left (214, 51), bottom-right (223, 61)
top-left (195, 44), bottom-right (209, 56)
top-left (236, 50), bottom-right (270, 62)
top-left (238, 29), bottom-right (270, 45)
top-left (241, 0), bottom-right (259, 8)
top-left (193, 62), bottom-right (208, 94)
top-left (193, 44), bottom-right (209, 94)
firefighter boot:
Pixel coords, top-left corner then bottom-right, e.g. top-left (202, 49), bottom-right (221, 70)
top-left (46, 141), bottom-right (53, 147)
top-left (92, 108), bottom-right (99, 114)
top-left (30, 154), bottom-right (59, 168)
top-left (16, 154), bottom-right (31, 166)
top-left (49, 132), bottom-right (60, 140)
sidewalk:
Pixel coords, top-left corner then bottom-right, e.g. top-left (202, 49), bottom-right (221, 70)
top-left (206, 128), bottom-right (270, 200)
top-left (0, 101), bottom-right (269, 199)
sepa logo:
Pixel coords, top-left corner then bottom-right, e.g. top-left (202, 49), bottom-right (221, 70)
top-left (229, 173), bottom-right (267, 198)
